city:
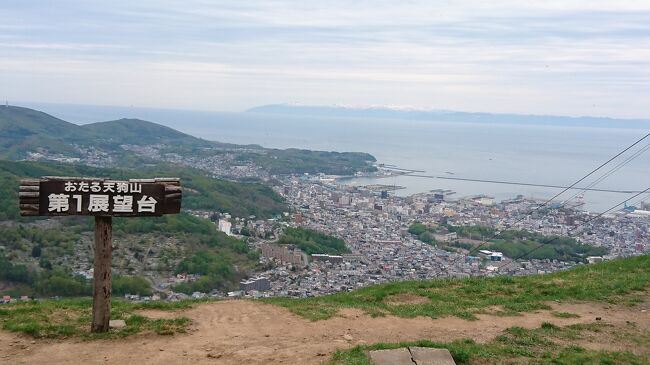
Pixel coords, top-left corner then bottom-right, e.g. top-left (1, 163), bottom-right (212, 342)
top-left (20, 137), bottom-right (649, 302)
top-left (186, 169), bottom-right (649, 299)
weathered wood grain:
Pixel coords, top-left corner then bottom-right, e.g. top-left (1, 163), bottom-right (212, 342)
top-left (91, 216), bottom-right (113, 333)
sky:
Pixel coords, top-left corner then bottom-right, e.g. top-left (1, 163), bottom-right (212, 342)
top-left (1, 0), bottom-right (649, 118)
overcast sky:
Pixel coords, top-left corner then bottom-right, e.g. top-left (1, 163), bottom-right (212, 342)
top-left (1, 1), bottom-right (649, 118)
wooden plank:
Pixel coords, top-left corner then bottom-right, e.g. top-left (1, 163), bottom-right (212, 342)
top-left (163, 191), bottom-right (182, 213)
top-left (91, 216), bottom-right (113, 333)
top-left (19, 185), bottom-right (40, 192)
top-left (164, 193), bottom-right (182, 200)
top-left (19, 197), bottom-right (39, 204)
top-left (19, 192), bottom-right (39, 198)
top-left (41, 176), bottom-right (82, 181)
top-left (165, 185), bottom-right (182, 193)
top-left (41, 176), bottom-right (107, 182)
top-left (162, 206), bottom-right (181, 215)
top-left (163, 201), bottom-right (181, 209)
top-left (19, 204), bottom-right (39, 211)
top-left (20, 179), bottom-right (40, 186)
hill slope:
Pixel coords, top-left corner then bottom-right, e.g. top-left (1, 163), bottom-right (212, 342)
top-left (81, 118), bottom-right (214, 147)
top-left (266, 254), bottom-right (650, 320)
top-left (0, 106), bottom-right (86, 139)
top-left (0, 159), bottom-right (284, 297)
top-left (0, 105), bottom-right (377, 174)
top-left (0, 106), bottom-right (93, 158)
top-left (0, 256), bottom-right (647, 364)
top-left (0, 106), bottom-right (213, 158)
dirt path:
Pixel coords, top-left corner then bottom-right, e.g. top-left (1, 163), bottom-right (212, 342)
top-left (1, 299), bottom-right (648, 365)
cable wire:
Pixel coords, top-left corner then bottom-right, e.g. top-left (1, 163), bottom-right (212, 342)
top-left (560, 142), bottom-right (650, 204)
top-left (497, 186), bottom-right (650, 271)
top-left (435, 133), bottom-right (650, 270)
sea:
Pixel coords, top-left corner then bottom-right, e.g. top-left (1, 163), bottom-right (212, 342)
top-left (19, 102), bottom-right (650, 212)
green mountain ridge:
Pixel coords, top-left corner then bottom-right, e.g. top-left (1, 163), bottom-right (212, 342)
top-left (0, 105), bottom-right (378, 175)
top-left (0, 106), bottom-right (214, 158)
top-left (80, 118), bottom-right (214, 147)
top-left (0, 106), bottom-right (87, 139)
top-left (0, 106), bottom-right (91, 159)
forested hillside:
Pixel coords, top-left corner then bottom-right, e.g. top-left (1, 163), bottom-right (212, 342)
top-left (0, 159), bottom-right (285, 297)
top-left (0, 106), bottom-right (377, 175)
top-left (277, 227), bottom-right (350, 255)
top-left (0, 160), bottom-right (285, 220)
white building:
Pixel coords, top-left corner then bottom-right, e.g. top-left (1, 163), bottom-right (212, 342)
top-left (218, 219), bottom-right (232, 236)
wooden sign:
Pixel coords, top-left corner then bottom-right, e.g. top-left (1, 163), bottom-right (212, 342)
top-left (19, 176), bottom-right (182, 333)
top-left (20, 177), bottom-right (181, 217)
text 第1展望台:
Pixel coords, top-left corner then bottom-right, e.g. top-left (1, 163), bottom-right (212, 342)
top-left (39, 179), bottom-right (165, 216)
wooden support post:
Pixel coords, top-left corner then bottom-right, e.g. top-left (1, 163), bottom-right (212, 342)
top-left (91, 216), bottom-right (113, 333)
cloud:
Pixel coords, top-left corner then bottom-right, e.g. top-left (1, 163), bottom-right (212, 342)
top-left (0, 1), bottom-right (649, 118)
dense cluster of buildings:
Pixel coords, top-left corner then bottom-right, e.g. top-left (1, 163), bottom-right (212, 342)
top-left (236, 175), bottom-right (648, 298)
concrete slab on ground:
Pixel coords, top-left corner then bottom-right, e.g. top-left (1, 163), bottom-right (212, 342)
top-left (369, 347), bottom-right (456, 365)
top-left (410, 347), bottom-right (456, 365)
top-left (369, 348), bottom-right (413, 364)
top-left (109, 320), bottom-right (126, 329)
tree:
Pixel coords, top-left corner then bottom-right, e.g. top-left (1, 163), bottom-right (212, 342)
top-left (113, 276), bottom-right (153, 296)
top-left (408, 222), bottom-right (428, 235)
top-left (418, 231), bottom-right (436, 245)
top-left (39, 258), bottom-right (52, 270)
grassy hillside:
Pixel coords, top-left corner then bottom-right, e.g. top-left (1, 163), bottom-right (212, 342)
top-left (0, 159), bottom-right (280, 296)
top-left (332, 322), bottom-right (648, 365)
top-left (265, 255), bottom-right (650, 320)
top-left (81, 118), bottom-right (214, 148)
top-left (2, 254), bottom-right (648, 363)
top-left (408, 223), bottom-right (607, 261)
top-left (0, 106), bottom-right (86, 139)
top-left (0, 106), bottom-right (212, 159)
top-left (0, 298), bottom-right (198, 339)
top-left (277, 227), bottom-right (350, 255)
top-left (0, 212), bottom-right (257, 297)
top-left (448, 225), bottom-right (607, 261)
top-left (244, 148), bottom-right (377, 175)
top-left (0, 106), bottom-right (91, 158)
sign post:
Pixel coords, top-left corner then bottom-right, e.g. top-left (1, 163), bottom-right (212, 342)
top-left (19, 177), bottom-right (182, 332)
top-left (92, 216), bottom-right (112, 332)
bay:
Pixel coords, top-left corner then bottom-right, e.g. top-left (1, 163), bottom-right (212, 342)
top-left (20, 102), bottom-right (650, 212)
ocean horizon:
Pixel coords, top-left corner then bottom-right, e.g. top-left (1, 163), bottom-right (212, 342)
top-left (18, 101), bottom-right (650, 212)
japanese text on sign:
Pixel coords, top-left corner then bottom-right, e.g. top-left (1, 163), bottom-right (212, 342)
top-left (38, 180), bottom-right (165, 216)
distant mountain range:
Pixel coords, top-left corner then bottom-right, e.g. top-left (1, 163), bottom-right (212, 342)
top-left (247, 104), bottom-right (650, 129)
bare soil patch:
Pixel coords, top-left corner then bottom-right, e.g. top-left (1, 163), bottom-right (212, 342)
top-left (134, 309), bottom-right (184, 320)
top-left (384, 293), bottom-right (430, 306)
top-left (0, 297), bottom-right (647, 364)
